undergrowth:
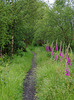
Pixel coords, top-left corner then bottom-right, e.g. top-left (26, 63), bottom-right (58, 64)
top-left (0, 50), bottom-right (33, 100)
top-left (34, 47), bottom-right (74, 100)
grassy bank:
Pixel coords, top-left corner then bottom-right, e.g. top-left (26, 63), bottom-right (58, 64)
top-left (34, 47), bottom-right (74, 100)
top-left (0, 50), bottom-right (33, 100)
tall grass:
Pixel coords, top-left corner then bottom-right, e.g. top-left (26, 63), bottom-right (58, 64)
top-left (0, 50), bottom-right (33, 100)
top-left (34, 47), bottom-right (74, 100)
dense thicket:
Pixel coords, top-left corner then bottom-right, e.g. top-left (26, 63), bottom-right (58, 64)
top-left (0, 0), bottom-right (74, 56)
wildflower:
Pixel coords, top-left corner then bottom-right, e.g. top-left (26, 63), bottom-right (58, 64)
top-left (56, 41), bottom-right (58, 51)
top-left (70, 48), bottom-right (72, 67)
top-left (70, 62), bottom-right (72, 66)
top-left (59, 42), bottom-right (62, 52)
top-left (66, 62), bottom-right (68, 66)
top-left (46, 45), bottom-right (49, 52)
top-left (67, 57), bottom-right (69, 64)
top-left (59, 51), bottom-right (61, 61)
top-left (65, 49), bottom-right (68, 59)
top-left (55, 55), bottom-right (57, 60)
top-left (50, 45), bottom-right (52, 51)
top-left (65, 67), bottom-right (69, 76)
top-left (59, 55), bottom-right (61, 61)
top-left (59, 52), bottom-right (61, 56)
top-left (50, 42), bottom-right (53, 52)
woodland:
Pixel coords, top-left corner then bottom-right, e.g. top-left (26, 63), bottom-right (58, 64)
top-left (0, 0), bottom-right (74, 100)
top-left (0, 0), bottom-right (74, 56)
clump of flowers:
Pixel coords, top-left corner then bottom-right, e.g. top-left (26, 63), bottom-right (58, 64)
top-left (47, 41), bottom-right (73, 77)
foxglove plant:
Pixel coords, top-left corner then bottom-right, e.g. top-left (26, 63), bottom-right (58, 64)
top-left (65, 67), bottom-right (69, 76)
top-left (67, 56), bottom-right (69, 64)
top-left (61, 43), bottom-right (64, 58)
top-left (70, 48), bottom-right (72, 67)
top-left (59, 42), bottom-right (62, 61)
top-left (50, 42), bottom-right (53, 52)
top-left (56, 41), bottom-right (58, 51)
top-left (50, 45), bottom-right (52, 51)
top-left (59, 42), bottom-right (62, 52)
top-left (55, 54), bottom-right (57, 60)
top-left (59, 53), bottom-right (61, 61)
top-left (65, 49), bottom-right (68, 59)
top-left (46, 45), bottom-right (49, 52)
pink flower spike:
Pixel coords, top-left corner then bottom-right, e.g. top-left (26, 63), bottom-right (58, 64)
top-left (66, 62), bottom-right (68, 66)
top-left (59, 52), bottom-right (61, 56)
top-left (46, 45), bottom-right (49, 52)
top-left (65, 67), bottom-right (69, 76)
top-left (67, 57), bottom-right (69, 63)
top-left (70, 62), bottom-right (72, 66)
top-left (50, 45), bottom-right (52, 51)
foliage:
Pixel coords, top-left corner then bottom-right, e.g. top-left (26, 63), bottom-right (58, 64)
top-left (0, 50), bottom-right (33, 100)
top-left (34, 47), bottom-right (74, 100)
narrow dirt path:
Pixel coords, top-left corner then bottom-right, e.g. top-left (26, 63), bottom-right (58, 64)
top-left (22, 52), bottom-right (36, 100)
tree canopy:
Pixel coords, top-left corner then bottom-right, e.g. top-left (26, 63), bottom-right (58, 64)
top-left (0, 0), bottom-right (74, 55)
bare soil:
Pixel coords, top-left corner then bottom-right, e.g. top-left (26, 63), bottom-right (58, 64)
top-left (22, 52), bottom-right (36, 100)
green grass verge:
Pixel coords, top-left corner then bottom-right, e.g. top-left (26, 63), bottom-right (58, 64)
top-left (0, 50), bottom-right (33, 100)
top-left (34, 47), bottom-right (74, 100)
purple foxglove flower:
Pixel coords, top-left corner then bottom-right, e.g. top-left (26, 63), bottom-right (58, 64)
top-left (50, 45), bottom-right (52, 51)
top-left (59, 54), bottom-right (61, 61)
top-left (56, 45), bottom-right (58, 51)
top-left (59, 52), bottom-right (61, 56)
top-left (66, 62), bottom-right (68, 66)
top-left (65, 67), bottom-right (69, 76)
top-left (70, 48), bottom-right (72, 67)
top-left (56, 41), bottom-right (58, 51)
top-left (70, 62), bottom-right (72, 66)
top-left (46, 45), bottom-right (49, 52)
top-left (61, 52), bottom-right (63, 58)
top-left (50, 42), bottom-right (53, 52)
top-left (65, 53), bottom-right (68, 59)
top-left (55, 55), bottom-right (57, 60)
top-left (59, 42), bottom-right (62, 52)
top-left (67, 57), bottom-right (69, 64)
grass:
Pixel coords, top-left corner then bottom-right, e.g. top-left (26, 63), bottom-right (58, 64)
top-left (0, 49), bottom-right (33, 100)
top-left (34, 47), bottom-right (74, 100)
